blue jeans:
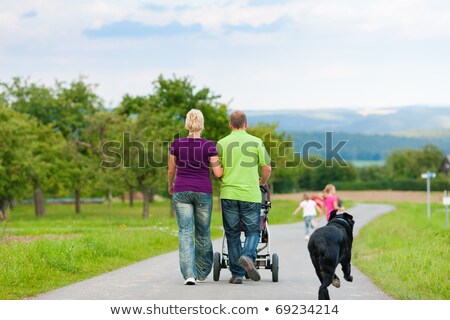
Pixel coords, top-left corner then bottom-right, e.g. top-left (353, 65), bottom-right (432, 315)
top-left (172, 192), bottom-right (213, 280)
top-left (221, 199), bottom-right (261, 278)
top-left (304, 215), bottom-right (315, 236)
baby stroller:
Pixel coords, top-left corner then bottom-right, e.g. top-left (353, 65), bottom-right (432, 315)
top-left (213, 185), bottom-right (279, 282)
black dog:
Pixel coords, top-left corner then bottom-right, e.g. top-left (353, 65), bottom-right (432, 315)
top-left (307, 209), bottom-right (355, 300)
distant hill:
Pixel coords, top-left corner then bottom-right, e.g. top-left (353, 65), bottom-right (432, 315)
top-left (287, 131), bottom-right (450, 162)
top-left (246, 106), bottom-right (450, 162)
top-left (246, 106), bottom-right (450, 135)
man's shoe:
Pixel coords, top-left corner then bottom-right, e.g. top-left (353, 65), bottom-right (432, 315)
top-left (184, 277), bottom-right (196, 285)
top-left (238, 256), bottom-right (260, 281)
top-left (229, 277), bottom-right (243, 284)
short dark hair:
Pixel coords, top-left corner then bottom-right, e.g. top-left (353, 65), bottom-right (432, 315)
top-left (229, 110), bottom-right (247, 129)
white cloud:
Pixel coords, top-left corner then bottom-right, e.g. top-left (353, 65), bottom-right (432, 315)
top-left (357, 108), bottom-right (398, 117)
top-left (0, 12), bottom-right (19, 29)
top-left (1, 0), bottom-right (450, 110)
top-left (355, 0), bottom-right (450, 39)
top-left (3, 0), bottom-right (450, 43)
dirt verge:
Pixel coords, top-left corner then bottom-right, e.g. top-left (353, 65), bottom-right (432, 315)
top-left (273, 190), bottom-right (445, 203)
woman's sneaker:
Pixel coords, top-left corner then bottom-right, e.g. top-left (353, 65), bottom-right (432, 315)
top-left (184, 277), bottom-right (196, 285)
top-left (238, 256), bottom-right (260, 281)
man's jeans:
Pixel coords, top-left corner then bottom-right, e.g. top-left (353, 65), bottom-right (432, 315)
top-left (221, 199), bottom-right (261, 278)
top-left (172, 192), bottom-right (213, 280)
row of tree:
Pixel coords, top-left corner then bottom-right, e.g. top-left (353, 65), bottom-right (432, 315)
top-left (1, 75), bottom-right (448, 219)
top-left (271, 144), bottom-right (448, 193)
top-left (0, 76), bottom-right (231, 219)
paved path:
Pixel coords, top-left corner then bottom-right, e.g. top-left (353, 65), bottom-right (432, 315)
top-left (36, 204), bottom-right (394, 300)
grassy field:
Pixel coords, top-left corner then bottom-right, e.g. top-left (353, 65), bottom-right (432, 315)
top-left (2, 198), bottom-right (448, 300)
top-left (353, 202), bottom-right (450, 299)
top-left (0, 198), bottom-right (299, 300)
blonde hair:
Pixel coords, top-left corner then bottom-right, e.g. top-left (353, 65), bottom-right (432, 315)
top-left (323, 184), bottom-right (336, 195)
top-left (185, 109), bottom-right (204, 133)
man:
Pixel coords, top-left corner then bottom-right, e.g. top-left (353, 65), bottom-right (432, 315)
top-left (217, 110), bottom-right (271, 284)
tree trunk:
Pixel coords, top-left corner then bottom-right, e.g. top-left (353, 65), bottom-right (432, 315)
top-left (9, 199), bottom-right (15, 211)
top-left (0, 199), bottom-right (7, 220)
top-left (108, 188), bottom-right (113, 210)
top-left (34, 183), bottom-right (46, 217)
top-left (142, 188), bottom-right (150, 219)
top-left (75, 189), bottom-right (81, 214)
top-left (120, 193), bottom-right (125, 203)
top-left (129, 188), bottom-right (134, 208)
top-left (149, 188), bottom-right (155, 202)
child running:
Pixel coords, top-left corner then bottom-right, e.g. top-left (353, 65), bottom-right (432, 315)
top-left (292, 193), bottom-right (321, 240)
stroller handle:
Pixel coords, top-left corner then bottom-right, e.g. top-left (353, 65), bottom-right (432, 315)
top-left (260, 184), bottom-right (269, 194)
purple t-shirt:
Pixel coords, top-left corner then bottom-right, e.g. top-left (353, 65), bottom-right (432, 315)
top-left (170, 138), bottom-right (218, 194)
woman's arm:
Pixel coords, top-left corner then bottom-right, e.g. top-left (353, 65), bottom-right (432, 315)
top-left (210, 155), bottom-right (223, 178)
top-left (167, 154), bottom-right (177, 195)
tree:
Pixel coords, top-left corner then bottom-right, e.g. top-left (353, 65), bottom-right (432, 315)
top-left (0, 107), bottom-right (64, 218)
top-left (128, 105), bottom-right (177, 218)
top-left (1, 77), bottom-right (103, 214)
top-left (247, 122), bottom-right (298, 193)
top-left (83, 111), bottom-right (129, 209)
top-left (1, 78), bottom-right (56, 127)
top-left (385, 144), bottom-right (444, 179)
top-left (25, 123), bottom-right (67, 217)
top-left (61, 142), bottom-right (97, 214)
top-left (0, 106), bottom-right (33, 218)
top-left (117, 75), bottom-right (229, 218)
top-left (1, 77), bottom-right (102, 138)
top-left (54, 78), bottom-right (102, 213)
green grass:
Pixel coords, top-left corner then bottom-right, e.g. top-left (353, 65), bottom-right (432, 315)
top-left (0, 198), bottom-right (299, 300)
top-left (5, 198), bottom-right (446, 300)
top-left (353, 202), bottom-right (450, 299)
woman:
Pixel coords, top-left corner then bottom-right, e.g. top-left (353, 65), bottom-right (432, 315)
top-left (168, 109), bottom-right (223, 285)
top-left (323, 184), bottom-right (345, 221)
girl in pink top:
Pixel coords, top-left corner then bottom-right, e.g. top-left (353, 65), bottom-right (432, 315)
top-left (323, 184), bottom-right (344, 221)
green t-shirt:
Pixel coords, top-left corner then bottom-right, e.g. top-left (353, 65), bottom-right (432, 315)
top-left (217, 130), bottom-right (270, 203)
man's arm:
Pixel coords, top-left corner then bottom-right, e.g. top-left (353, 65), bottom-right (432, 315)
top-left (210, 155), bottom-right (223, 178)
top-left (259, 164), bottom-right (271, 186)
top-left (257, 139), bottom-right (271, 186)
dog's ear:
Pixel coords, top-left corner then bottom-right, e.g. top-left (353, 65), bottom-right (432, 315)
top-left (343, 212), bottom-right (354, 221)
top-left (329, 209), bottom-right (339, 220)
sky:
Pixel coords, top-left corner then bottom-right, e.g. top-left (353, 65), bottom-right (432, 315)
top-left (1, 0), bottom-right (450, 111)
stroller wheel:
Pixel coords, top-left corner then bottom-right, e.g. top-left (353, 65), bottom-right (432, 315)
top-left (213, 252), bottom-right (221, 281)
top-left (271, 253), bottom-right (279, 282)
